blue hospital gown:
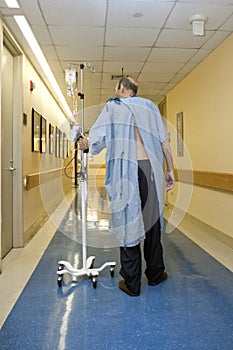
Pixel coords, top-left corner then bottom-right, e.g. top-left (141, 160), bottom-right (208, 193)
top-left (89, 96), bottom-right (169, 247)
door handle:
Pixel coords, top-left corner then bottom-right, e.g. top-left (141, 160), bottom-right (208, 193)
top-left (9, 160), bottom-right (16, 171)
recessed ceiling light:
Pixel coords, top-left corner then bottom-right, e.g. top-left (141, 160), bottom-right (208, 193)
top-left (14, 15), bottom-right (72, 117)
top-left (133, 12), bottom-right (143, 18)
top-left (4, 0), bottom-right (19, 8)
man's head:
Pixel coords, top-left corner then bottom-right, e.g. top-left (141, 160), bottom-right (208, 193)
top-left (115, 77), bottom-right (138, 98)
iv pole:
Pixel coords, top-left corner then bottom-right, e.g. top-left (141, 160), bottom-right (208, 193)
top-left (57, 64), bottom-right (116, 289)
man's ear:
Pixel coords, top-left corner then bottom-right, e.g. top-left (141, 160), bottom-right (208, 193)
top-left (120, 83), bottom-right (124, 92)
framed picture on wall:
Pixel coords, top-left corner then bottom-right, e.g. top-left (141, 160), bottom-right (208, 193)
top-left (31, 108), bottom-right (40, 152)
top-left (55, 126), bottom-right (60, 157)
top-left (63, 133), bottom-right (67, 158)
top-left (49, 123), bottom-right (55, 154)
top-left (40, 116), bottom-right (47, 153)
top-left (176, 111), bottom-right (184, 157)
top-left (59, 129), bottom-right (63, 158)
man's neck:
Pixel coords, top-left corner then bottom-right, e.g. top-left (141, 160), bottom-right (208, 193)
top-left (120, 92), bottom-right (133, 98)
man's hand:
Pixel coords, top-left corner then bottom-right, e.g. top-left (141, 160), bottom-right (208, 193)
top-left (78, 137), bottom-right (89, 151)
top-left (165, 170), bottom-right (175, 191)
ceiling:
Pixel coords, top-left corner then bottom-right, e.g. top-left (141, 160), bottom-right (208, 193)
top-left (1, 0), bottom-right (233, 130)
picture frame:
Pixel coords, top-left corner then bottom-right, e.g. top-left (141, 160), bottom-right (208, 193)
top-left (59, 129), bottom-right (63, 158)
top-left (40, 116), bottom-right (47, 153)
top-left (31, 108), bottom-right (40, 152)
top-left (49, 123), bottom-right (55, 154)
top-left (176, 111), bottom-right (184, 157)
top-left (63, 133), bottom-right (68, 158)
top-left (55, 126), bottom-right (60, 158)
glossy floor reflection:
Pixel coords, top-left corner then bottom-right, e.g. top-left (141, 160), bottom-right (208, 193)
top-left (0, 188), bottom-right (232, 350)
top-left (58, 184), bottom-right (118, 249)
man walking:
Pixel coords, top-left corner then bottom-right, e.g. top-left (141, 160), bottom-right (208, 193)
top-left (79, 77), bottom-right (175, 296)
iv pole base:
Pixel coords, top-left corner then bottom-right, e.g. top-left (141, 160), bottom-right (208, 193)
top-left (57, 258), bottom-right (116, 289)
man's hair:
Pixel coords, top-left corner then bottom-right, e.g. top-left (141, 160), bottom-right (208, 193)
top-left (118, 77), bottom-right (138, 96)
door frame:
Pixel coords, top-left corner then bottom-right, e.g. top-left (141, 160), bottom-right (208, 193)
top-left (0, 20), bottom-right (23, 272)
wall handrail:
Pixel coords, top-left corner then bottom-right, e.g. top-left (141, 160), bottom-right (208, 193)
top-left (174, 169), bottom-right (233, 193)
top-left (24, 166), bottom-right (73, 191)
top-left (89, 164), bottom-right (233, 193)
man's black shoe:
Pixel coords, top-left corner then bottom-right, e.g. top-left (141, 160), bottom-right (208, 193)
top-left (148, 271), bottom-right (168, 286)
top-left (118, 280), bottom-right (140, 297)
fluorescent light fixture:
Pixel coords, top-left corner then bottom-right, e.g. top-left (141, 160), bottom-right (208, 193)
top-left (4, 0), bottom-right (20, 8)
top-left (14, 15), bottom-right (72, 118)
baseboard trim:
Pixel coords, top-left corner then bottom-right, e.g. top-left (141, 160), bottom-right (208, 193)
top-left (23, 212), bottom-right (48, 246)
top-left (164, 204), bottom-right (233, 250)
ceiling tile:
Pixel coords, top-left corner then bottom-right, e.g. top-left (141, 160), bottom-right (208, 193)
top-left (202, 31), bottom-right (231, 49)
top-left (105, 27), bottom-right (160, 47)
top-left (20, 0), bottom-right (44, 25)
top-left (43, 45), bottom-right (58, 60)
top-left (138, 72), bottom-right (175, 82)
top-left (179, 0), bottom-right (233, 3)
top-left (148, 48), bottom-right (198, 62)
top-left (56, 46), bottom-right (103, 61)
top-left (166, 2), bottom-right (233, 30)
top-left (48, 26), bottom-right (105, 47)
top-left (220, 13), bottom-right (233, 30)
top-left (137, 82), bottom-right (167, 90)
top-left (103, 61), bottom-right (144, 74)
top-left (104, 47), bottom-right (150, 61)
top-left (39, 0), bottom-right (107, 26)
top-left (100, 79), bottom-right (118, 90)
top-left (32, 25), bottom-right (53, 45)
top-left (142, 61), bottom-right (185, 74)
top-left (156, 29), bottom-right (212, 48)
top-left (188, 48), bottom-right (212, 63)
top-left (48, 60), bottom-right (63, 73)
top-left (175, 63), bottom-right (200, 78)
top-left (86, 72), bottom-right (102, 84)
top-left (108, 0), bottom-right (175, 28)
top-left (162, 81), bottom-right (178, 90)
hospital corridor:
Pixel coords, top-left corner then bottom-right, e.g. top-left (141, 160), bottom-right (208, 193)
top-left (0, 1), bottom-right (233, 349)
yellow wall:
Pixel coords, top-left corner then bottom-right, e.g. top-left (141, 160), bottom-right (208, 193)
top-left (22, 55), bottom-right (73, 242)
top-left (166, 33), bottom-right (233, 237)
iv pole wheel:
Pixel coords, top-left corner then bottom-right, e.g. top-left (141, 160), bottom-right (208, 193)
top-left (57, 263), bottom-right (64, 287)
top-left (57, 275), bottom-right (63, 288)
top-left (110, 266), bottom-right (115, 277)
top-left (91, 276), bottom-right (98, 289)
top-left (58, 263), bottom-right (64, 270)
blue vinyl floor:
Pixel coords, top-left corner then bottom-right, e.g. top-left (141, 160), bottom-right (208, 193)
top-left (0, 194), bottom-right (233, 350)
